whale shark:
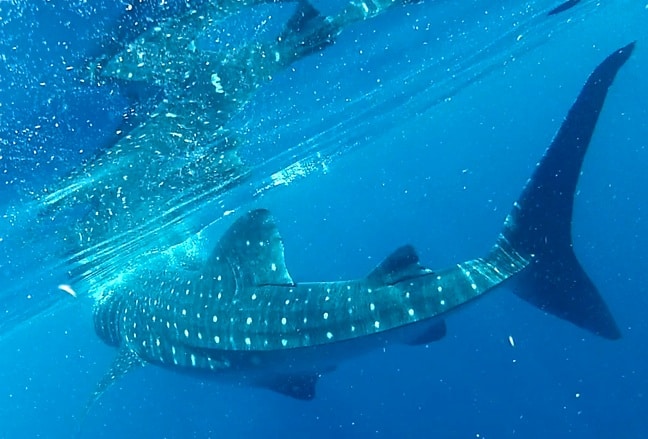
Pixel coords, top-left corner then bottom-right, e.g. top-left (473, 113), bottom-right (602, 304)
top-left (88, 42), bottom-right (634, 405)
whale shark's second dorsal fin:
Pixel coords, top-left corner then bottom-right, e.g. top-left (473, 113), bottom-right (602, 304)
top-left (210, 209), bottom-right (294, 287)
top-left (286, 0), bottom-right (321, 34)
top-left (367, 245), bottom-right (432, 286)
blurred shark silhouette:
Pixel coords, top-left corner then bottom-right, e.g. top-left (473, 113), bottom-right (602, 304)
top-left (40, 1), bottom-right (419, 259)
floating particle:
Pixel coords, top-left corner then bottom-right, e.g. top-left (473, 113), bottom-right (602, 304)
top-left (58, 284), bottom-right (77, 298)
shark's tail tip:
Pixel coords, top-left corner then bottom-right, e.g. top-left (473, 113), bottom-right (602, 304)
top-left (621, 41), bottom-right (637, 53)
top-left (610, 41), bottom-right (636, 65)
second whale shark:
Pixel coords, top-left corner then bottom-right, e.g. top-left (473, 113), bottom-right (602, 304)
top-left (90, 42), bottom-right (634, 404)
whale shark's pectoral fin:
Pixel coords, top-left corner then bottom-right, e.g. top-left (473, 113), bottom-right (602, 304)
top-left (86, 348), bottom-right (145, 412)
top-left (211, 209), bottom-right (294, 287)
top-left (403, 319), bottom-right (447, 346)
top-left (367, 245), bottom-right (433, 287)
top-left (256, 372), bottom-right (321, 400)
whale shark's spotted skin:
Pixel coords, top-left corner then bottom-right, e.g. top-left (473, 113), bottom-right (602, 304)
top-left (90, 37), bottom-right (633, 406)
top-left (95, 212), bottom-right (526, 366)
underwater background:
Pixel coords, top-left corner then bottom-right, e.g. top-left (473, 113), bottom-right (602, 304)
top-left (0, 0), bottom-right (647, 437)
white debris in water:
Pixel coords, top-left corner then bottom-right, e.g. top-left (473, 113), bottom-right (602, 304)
top-left (211, 73), bottom-right (225, 94)
top-left (58, 284), bottom-right (77, 298)
top-left (508, 335), bottom-right (515, 347)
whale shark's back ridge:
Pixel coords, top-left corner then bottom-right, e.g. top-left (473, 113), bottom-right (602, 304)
top-left (501, 42), bottom-right (635, 340)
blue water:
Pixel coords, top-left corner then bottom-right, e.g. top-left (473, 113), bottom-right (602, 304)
top-left (1, 0), bottom-right (647, 437)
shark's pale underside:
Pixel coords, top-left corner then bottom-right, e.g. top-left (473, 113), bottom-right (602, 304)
top-left (90, 43), bottom-right (634, 405)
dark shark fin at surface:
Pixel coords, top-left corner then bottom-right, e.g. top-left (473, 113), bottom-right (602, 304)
top-left (548, 0), bottom-right (581, 16)
top-left (257, 373), bottom-right (320, 400)
top-left (276, 1), bottom-right (336, 61)
top-left (211, 209), bottom-right (294, 287)
top-left (367, 245), bottom-right (432, 286)
top-left (500, 42), bottom-right (635, 339)
top-left (286, 0), bottom-right (321, 34)
top-left (86, 348), bottom-right (145, 413)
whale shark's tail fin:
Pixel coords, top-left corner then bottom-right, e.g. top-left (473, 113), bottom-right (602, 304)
top-left (498, 42), bottom-right (635, 339)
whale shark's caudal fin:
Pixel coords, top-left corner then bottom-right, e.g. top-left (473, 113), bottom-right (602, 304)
top-left (498, 42), bottom-right (635, 339)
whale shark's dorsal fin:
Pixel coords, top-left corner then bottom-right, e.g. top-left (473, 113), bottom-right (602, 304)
top-left (367, 245), bottom-right (432, 286)
top-left (211, 209), bottom-right (294, 287)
